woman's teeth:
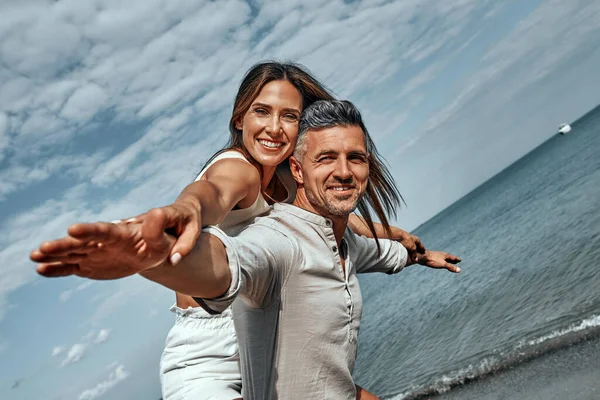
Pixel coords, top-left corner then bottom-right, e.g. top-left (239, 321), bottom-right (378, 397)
top-left (258, 139), bottom-right (284, 148)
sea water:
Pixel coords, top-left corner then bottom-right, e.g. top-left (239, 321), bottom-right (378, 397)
top-left (354, 105), bottom-right (600, 399)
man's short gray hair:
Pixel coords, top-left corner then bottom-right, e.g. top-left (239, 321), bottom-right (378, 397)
top-left (293, 100), bottom-right (370, 161)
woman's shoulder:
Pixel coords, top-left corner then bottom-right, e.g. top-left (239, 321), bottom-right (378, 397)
top-left (205, 149), bottom-right (252, 170)
top-left (195, 149), bottom-right (255, 182)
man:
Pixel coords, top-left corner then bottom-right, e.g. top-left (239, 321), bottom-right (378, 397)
top-left (32, 100), bottom-right (461, 399)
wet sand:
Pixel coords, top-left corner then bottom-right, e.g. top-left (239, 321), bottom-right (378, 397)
top-left (430, 337), bottom-right (600, 400)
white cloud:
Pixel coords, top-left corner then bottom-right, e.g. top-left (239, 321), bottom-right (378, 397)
top-left (0, 112), bottom-right (9, 163)
top-left (52, 346), bottom-right (65, 357)
top-left (78, 364), bottom-right (130, 400)
top-left (0, 112), bottom-right (8, 136)
top-left (60, 281), bottom-right (94, 303)
top-left (60, 343), bottom-right (87, 367)
top-left (59, 291), bottom-right (73, 303)
top-left (0, 0), bottom-right (491, 200)
top-left (53, 327), bottom-right (111, 368)
top-left (94, 329), bottom-right (110, 344)
top-left (60, 83), bottom-right (109, 121)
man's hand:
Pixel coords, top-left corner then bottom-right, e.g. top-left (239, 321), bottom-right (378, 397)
top-left (416, 250), bottom-right (462, 273)
top-left (30, 219), bottom-right (175, 280)
top-left (390, 228), bottom-right (426, 262)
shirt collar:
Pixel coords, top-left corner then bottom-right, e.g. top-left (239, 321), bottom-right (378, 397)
top-left (274, 203), bottom-right (351, 257)
top-left (273, 203), bottom-right (334, 228)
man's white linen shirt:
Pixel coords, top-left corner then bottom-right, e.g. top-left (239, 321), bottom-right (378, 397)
top-left (201, 203), bottom-right (409, 400)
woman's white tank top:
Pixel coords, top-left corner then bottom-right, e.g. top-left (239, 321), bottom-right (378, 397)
top-left (195, 150), bottom-right (296, 236)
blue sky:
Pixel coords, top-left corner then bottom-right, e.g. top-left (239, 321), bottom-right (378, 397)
top-left (1, 0), bottom-right (600, 399)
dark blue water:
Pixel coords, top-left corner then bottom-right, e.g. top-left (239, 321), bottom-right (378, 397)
top-left (355, 105), bottom-right (600, 399)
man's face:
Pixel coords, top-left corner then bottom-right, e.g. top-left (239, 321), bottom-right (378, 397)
top-left (296, 125), bottom-right (369, 218)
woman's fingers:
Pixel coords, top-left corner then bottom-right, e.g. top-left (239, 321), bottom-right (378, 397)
top-left (34, 236), bottom-right (96, 257)
top-left (68, 222), bottom-right (124, 242)
top-left (36, 262), bottom-right (80, 278)
top-left (169, 222), bottom-right (200, 264)
top-left (30, 250), bottom-right (88, 264)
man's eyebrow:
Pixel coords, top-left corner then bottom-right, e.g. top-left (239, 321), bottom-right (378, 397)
top-left (348, 150), bottom-right (368, 157)
top-left (314, 149), bottom-right (368, 158)
top-left (314, 150), bottom-right (337, 158)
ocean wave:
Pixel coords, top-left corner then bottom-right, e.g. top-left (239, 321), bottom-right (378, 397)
top-left (386, 314), bottom-right (600, 400)
top-left (517, 314), bottom-right (600, 348)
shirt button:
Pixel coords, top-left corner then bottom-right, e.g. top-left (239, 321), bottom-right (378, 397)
top-left (325, 220), bottom-right (331, 227)
top-left (332, 245), bottom-right (338, 252)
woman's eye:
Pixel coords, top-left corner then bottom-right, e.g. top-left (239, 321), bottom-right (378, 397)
top-left (255, 108), bottom-right (267, 114)
top-left (284, 114), bottom-right (298, 121)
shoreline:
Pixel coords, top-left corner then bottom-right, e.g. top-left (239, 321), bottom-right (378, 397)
top-left (427, 336), bottom-right (600, 400)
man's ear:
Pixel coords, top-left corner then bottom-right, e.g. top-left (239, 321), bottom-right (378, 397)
top-left (289, 156), bottom-right (304, 185)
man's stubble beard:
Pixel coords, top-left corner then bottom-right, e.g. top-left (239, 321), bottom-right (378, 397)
top-left (305, 187), bottom-right (361, 217)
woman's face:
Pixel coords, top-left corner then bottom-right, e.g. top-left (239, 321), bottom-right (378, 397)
top-left (237, 80), bottom-right (303, 167)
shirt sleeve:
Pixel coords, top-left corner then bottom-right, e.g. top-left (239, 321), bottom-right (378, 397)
top-left (197, 223), bottom-right (295, 312)
top-left (350, 231), bottom-right (408, 274)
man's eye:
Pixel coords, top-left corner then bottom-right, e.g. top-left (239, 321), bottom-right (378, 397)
top-left (318, 157), bottom-right (334, 162)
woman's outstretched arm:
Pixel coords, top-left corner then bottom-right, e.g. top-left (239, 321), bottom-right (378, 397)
top-left (31, 217), bottom-right (232, 299)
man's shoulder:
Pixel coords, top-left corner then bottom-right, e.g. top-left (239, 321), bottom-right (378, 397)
top-left (250, 204), bottom-right (305, 229)
top-left (343, 228), bottom-right (399, 253)
top-left (343, 228), bottom-right (367, 246)
top-left (237, 206), bottom-right (300, 241)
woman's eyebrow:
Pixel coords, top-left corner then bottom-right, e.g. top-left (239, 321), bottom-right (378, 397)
top-left (251, 102), bottom-right (300, 114)
top-left (251, 102), bottom-right (271, 109)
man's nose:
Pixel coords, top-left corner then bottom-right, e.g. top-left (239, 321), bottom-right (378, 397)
top-left (333, 159), bottom-right (353, 181)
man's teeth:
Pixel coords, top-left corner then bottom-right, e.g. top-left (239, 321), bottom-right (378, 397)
top-left (331, 187), bottom-right (352, 191)
top-left (258, 140), bottom-right (284, 148)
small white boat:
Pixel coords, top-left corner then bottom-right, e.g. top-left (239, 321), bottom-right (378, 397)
top-left (558, 123), bottom-right (571, 135)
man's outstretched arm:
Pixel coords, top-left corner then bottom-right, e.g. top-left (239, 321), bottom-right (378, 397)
top-left (31, 213), bottom-right (232, 299)
top-left (140, 230), bottom-right (232, 299)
